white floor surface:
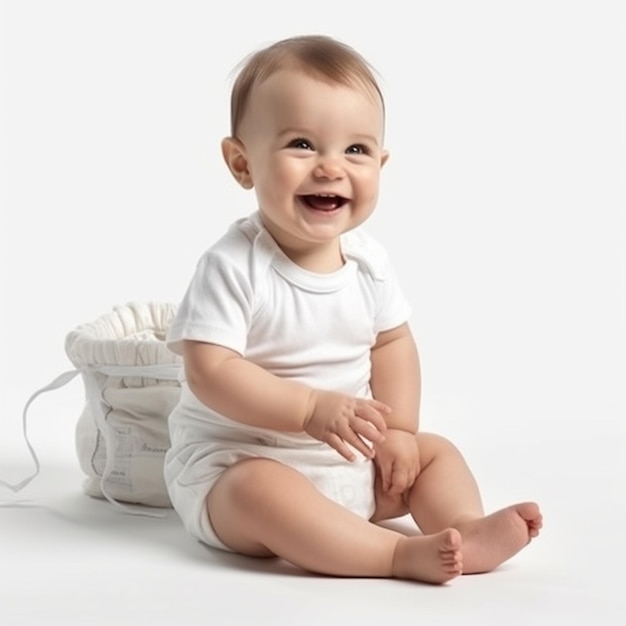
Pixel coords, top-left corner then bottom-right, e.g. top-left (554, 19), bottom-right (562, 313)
top-left (1, 399), bottom-right (625, 626)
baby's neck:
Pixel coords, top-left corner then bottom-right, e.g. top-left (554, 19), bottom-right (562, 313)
top-left (282, 242), bottom-right (344, 274)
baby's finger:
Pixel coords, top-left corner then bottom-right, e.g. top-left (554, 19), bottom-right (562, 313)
top-left (346, 433), bottom-right (376, 460)
top-left (391, 465), bottom-right (419, 495)
top-left (337, 425), bottom-right (377, 460)
top-left (352, 417), bottom-right (386, 445)
top-left (368, 399), bottom-right (392, 415)
top-left (356, 403), bottom-right (388, 436)
top-left (378, 459), bottom-right (393, 492)
top-left (325, 433), bottom-right (358, 462)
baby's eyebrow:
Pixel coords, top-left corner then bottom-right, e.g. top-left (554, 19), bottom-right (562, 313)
top-left (349, 133), bottom-right (380, 146)
top-left (277, 128), bottom-right (314, 139)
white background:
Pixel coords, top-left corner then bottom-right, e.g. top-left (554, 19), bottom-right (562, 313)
top-left (1, 1), bottom-right (625, 625)
top-left (2, 0), bottom-right (624, 454)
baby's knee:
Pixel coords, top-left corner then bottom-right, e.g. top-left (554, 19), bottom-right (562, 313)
top-left (212, 457), bottom-right (287, 506)
top-left (416, 432), bottom-right (460, 457)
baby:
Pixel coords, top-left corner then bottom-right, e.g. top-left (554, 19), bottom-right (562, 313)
top-left (164, 34), bottom-right (542, 584)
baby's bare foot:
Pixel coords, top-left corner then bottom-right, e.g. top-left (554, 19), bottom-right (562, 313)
top-left (454, 501), bottom-right (543, 574)
top-left (392, 528), bottom-right (463, 584)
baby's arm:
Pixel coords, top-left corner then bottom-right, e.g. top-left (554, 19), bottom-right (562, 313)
top-left (370, 322), bottom-right (422, 494)
top-left (370, 322), bottom-right (420, 432)
top-left (183, 340), bottom-right (388, 461)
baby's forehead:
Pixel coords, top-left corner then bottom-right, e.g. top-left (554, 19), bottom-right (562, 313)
top-left (232, 62), bottom-right (386, 138)
top-left (252, 68), bottom-right (383, 108)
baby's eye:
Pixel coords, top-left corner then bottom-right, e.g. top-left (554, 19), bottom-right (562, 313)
top-left (287, 138), bottom-right (313, 150)
top-left (345, 144), bottom-right (369, 155)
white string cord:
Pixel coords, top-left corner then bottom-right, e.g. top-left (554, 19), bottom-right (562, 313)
top-left (1, 363), bottom-right (180, 518)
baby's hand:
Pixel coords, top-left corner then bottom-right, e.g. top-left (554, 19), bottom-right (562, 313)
top-left (374, 429), bottom-right (420, 496)
top-left (303, 390), bottom-right (389, 461)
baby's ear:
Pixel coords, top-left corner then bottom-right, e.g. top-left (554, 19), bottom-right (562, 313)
top-left (221, 137), bottom-right (253, 189)
top-left (380, 150), bottom-right (390, 168)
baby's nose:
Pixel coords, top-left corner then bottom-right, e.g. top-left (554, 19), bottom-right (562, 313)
top-left (313, 156), bottom-right (345, 179)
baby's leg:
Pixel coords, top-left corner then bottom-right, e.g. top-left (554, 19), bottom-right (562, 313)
top-left (408, 433), bottom-right (543, 574)
top-left (207, 457), bottom-right (462, 584)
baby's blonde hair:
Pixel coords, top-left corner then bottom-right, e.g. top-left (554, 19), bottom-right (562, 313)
top-left (229, 35), bottom-right (385, 137)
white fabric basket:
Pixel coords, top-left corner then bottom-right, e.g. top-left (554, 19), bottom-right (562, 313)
top-left (65, 302), bottom-right (182, 508)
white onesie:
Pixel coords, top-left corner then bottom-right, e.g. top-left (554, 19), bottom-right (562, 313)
top-left (164, 211), bottom-right (411, 550)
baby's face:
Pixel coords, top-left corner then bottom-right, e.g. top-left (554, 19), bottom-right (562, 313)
top-left (234, 70), bottom-right (388, 269)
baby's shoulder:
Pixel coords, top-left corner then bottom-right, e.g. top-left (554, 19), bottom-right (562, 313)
top-left (199, 213), bottom-right (276, 281)
top-left (341, 228), bottom-right (391, 280)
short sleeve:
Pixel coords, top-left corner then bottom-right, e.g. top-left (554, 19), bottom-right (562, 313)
top-left (166, 249), bottom-right (253, 356)
top-left (373, 260), bottom-right (412, 334)
top-left (342, 228), bottom-right (412, 335)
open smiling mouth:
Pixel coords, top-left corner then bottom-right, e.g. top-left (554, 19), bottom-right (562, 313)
top-left (300, 194), bottom-right (348, 211)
